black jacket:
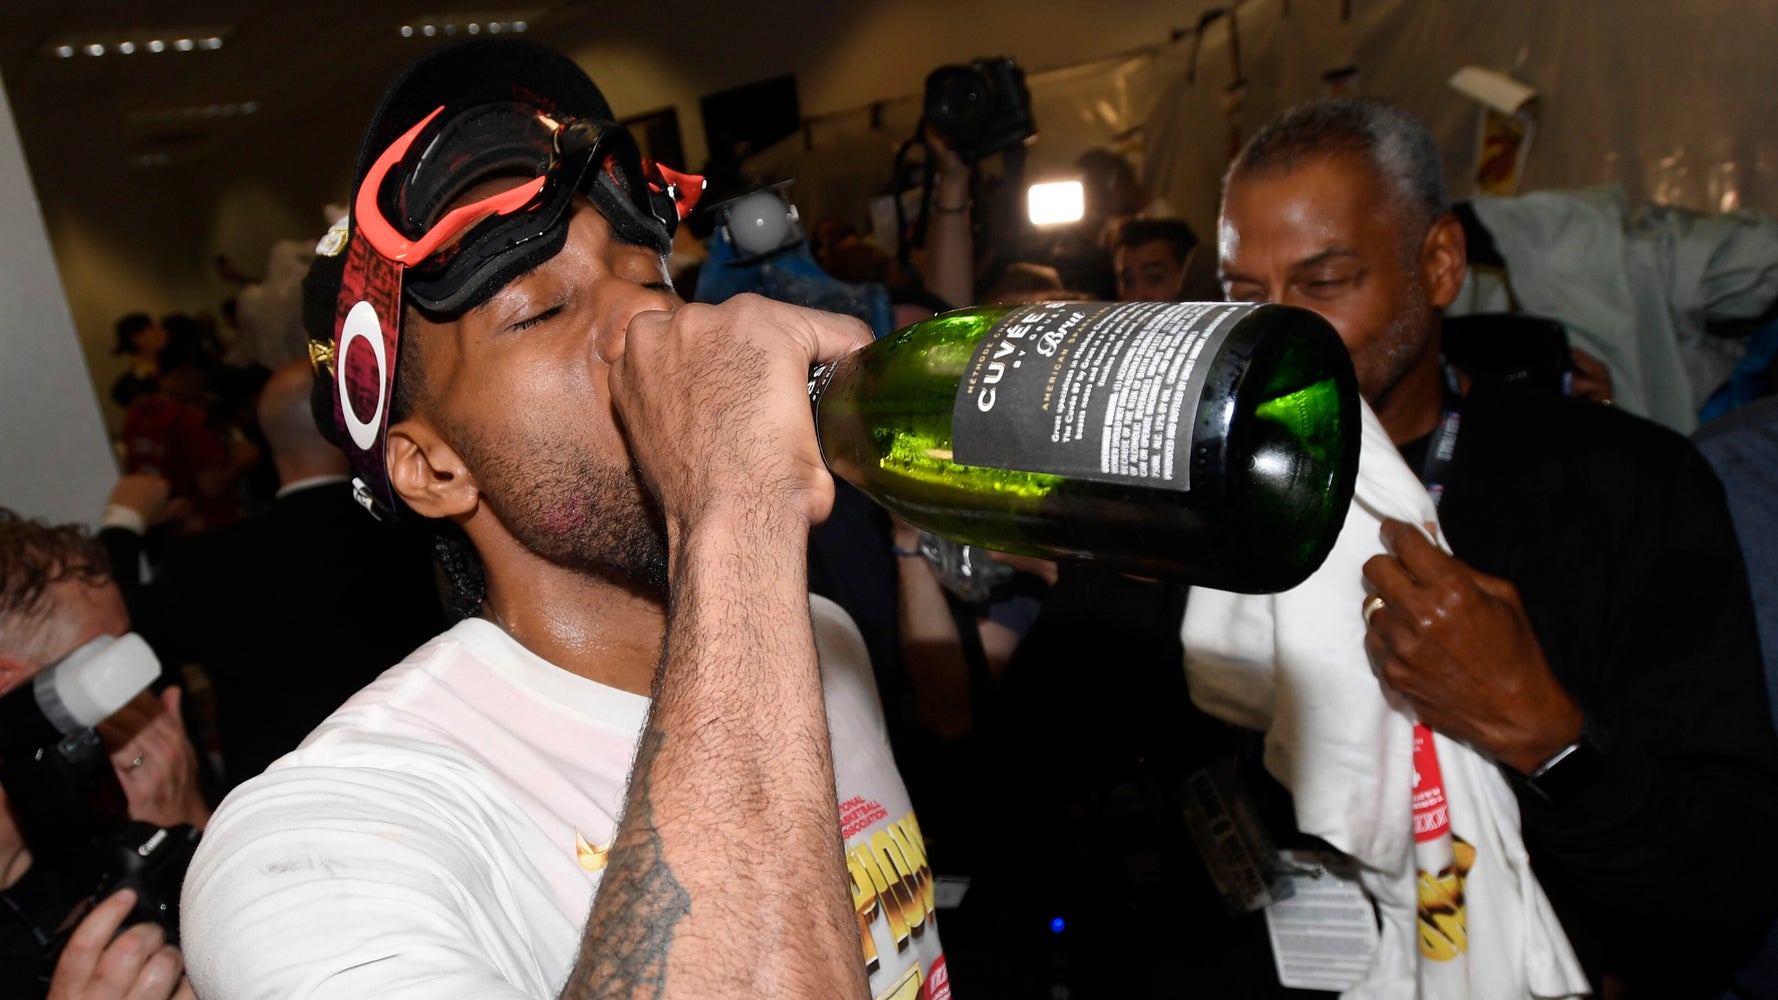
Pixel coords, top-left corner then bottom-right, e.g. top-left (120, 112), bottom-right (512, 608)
top-left (1416, 379), bottom-right (1778, 994)
top-left (108, 481), bottom-right (448, 787)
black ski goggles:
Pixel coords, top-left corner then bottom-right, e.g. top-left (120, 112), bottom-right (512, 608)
top-left (316, 98), bottom-right (702, 520)
top-left (355, 99), bottom-right (703, 313)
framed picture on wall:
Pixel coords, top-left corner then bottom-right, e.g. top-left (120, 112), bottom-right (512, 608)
top-left (620, 107), bottom-right (687, 172)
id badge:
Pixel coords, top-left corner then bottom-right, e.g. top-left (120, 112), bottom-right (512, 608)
top-left (1177, 756), bottom-right (1296, 914)
top-left (1264, 849), bottom-right (1380, 990)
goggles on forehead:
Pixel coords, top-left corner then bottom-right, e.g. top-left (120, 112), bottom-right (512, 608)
top-left (319, 98), bottom-right (703, 519)
top-left (355, 99), bottom-right (702, 313)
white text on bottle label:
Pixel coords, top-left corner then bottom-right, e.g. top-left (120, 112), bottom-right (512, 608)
top-left (952, 301), bottom-right (1249, 490)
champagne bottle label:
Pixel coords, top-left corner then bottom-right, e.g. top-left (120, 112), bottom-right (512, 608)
top-left (951, 301), bottom-right (1249, 490)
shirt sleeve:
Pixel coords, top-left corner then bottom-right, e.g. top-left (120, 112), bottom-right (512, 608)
top-left (181, 766), bottom-right (551, 1000)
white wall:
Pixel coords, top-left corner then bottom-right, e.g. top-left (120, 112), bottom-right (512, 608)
top-left (0, 74), bottom-right (120, 527)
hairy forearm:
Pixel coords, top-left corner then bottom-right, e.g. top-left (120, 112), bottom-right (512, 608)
top-left (564, 507), bottom-right (866, 1000)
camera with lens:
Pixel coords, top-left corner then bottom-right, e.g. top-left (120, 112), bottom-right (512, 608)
top-left (0, 634), bottom-right (200, 987)
top-left (923, 57), bottom-right (1037, 165)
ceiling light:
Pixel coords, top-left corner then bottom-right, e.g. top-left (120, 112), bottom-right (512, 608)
top-left (46, 26), bottom-right (230, 61)
top-left (401, 11), bottom-right (539, 42)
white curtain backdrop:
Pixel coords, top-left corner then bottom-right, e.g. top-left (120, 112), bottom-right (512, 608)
top-left (748, 0), bottom-right (1778, 250)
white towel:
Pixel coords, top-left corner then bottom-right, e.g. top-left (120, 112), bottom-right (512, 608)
top-left (1182, 401), bottom-right (1589, 999)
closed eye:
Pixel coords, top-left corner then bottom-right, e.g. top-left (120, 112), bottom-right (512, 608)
top-left (508, 305), bottom-right (563, 332)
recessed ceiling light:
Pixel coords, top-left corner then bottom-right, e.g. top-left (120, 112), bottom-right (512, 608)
top-left (401, 11), bottom-right (539, 42)
top-left (46, 26), bottom-right (230, 60)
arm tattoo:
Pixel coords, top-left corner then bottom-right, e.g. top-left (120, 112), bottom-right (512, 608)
top-left (566, 729), bottom-right (691, 1000)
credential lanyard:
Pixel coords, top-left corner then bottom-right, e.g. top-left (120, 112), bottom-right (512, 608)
top-left (1417, 361), bottom-right (1464, 508)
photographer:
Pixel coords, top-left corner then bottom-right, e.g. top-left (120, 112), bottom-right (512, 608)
top-left (0, 508), bottom-right (204, 1000)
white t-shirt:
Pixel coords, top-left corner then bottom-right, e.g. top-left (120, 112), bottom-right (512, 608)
top-left (181, 596), bottom-right (949, 1000)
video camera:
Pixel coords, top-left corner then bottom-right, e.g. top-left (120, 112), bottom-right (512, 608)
top-left (0, 634), bottom-right (200, 983)
top-left (923, 57), bottom-right (1036, 165)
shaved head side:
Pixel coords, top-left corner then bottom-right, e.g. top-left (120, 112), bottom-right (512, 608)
top-left (261, 361), bottom-right (349, 482)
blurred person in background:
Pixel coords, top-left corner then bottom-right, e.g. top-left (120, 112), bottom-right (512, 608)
top-left (108, 313), bottom-right (166, 409)
top-left (1114, 216), bottom-right (1197, 302)
top-left (104, 361), bottom-right (447, 788)
top-left (118, 338), bottom-right (257, 533)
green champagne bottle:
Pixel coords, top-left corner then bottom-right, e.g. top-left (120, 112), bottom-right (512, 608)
top-left (808, 301), bottom-right (1360, 593)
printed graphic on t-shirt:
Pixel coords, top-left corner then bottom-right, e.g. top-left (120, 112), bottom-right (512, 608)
top-left (574, 829), bottom-right (610, 872)
top-left (846, 803), bottom-right (950, 1000)
top-left (569, 802), bottom-right (948, 998)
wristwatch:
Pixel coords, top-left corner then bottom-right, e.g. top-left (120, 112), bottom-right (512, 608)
top-left (1524, 734), bottom-right (1605, 804)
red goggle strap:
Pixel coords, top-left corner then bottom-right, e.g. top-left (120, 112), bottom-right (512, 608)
top-left (643, 159), bottom-right (706, 220)
top-left (356, 106), bottom-right (547, 265)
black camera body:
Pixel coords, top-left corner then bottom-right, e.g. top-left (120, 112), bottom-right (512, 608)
top-left (0, 635), bottom-right (198, 986)
top-left (924, 57), bottom-right (1037, 165)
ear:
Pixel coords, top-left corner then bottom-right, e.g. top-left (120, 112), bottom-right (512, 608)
top-left (1421, 213), bottom-right (1469, 310)
top-left (385, 417), bottom-right (480, 520)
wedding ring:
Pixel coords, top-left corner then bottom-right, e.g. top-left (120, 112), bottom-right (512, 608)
top-left (1362, 594), bottom-right (1387, 627)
